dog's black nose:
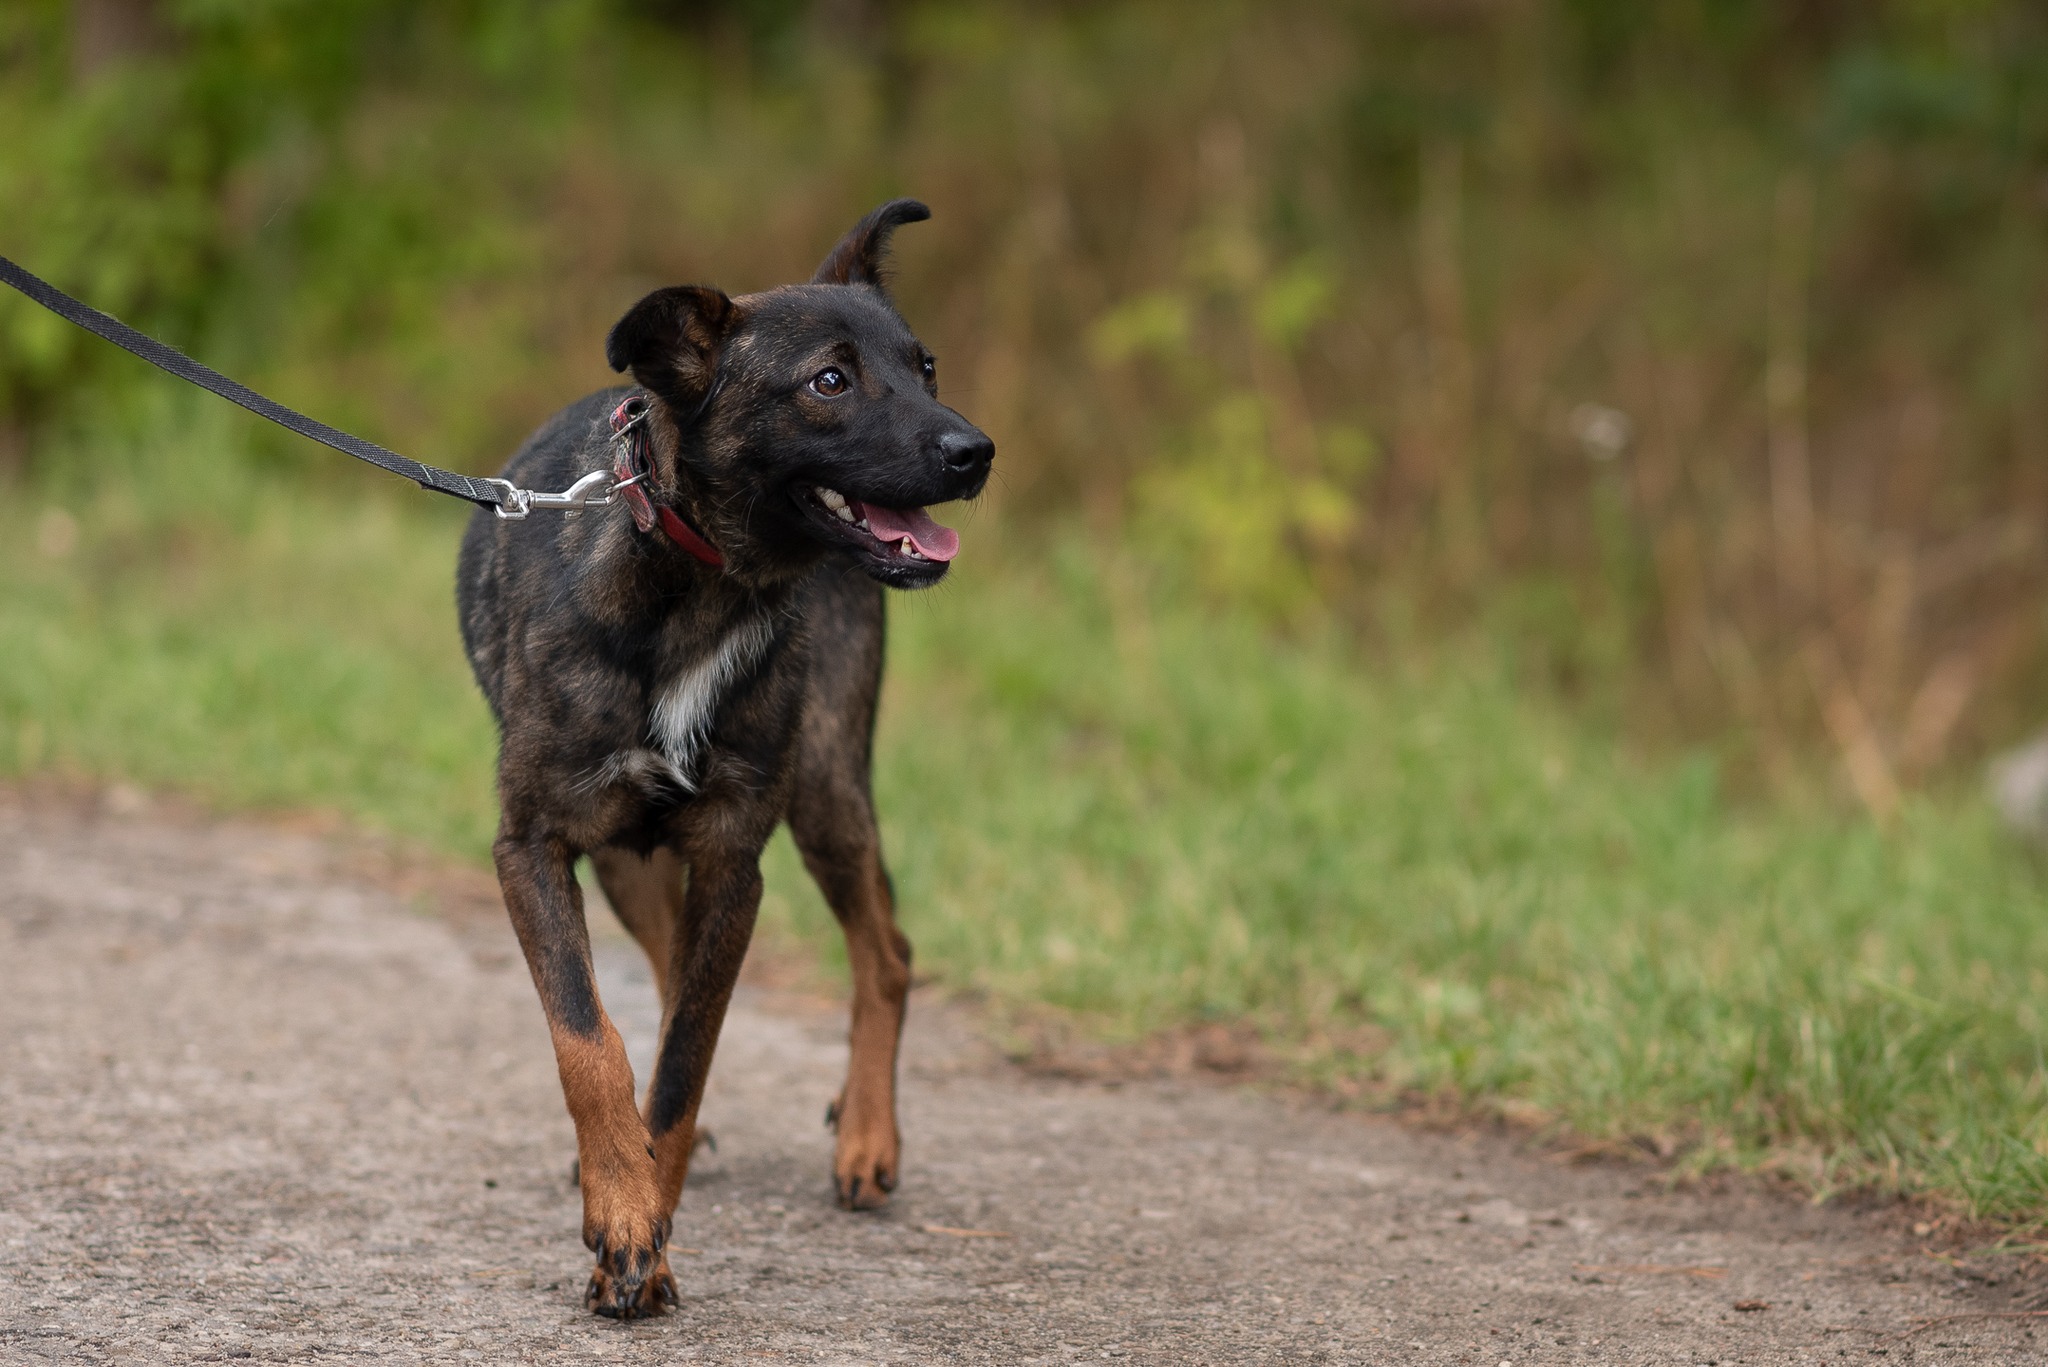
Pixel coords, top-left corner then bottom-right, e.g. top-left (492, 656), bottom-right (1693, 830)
top-left (937, 429), bottom-right (994, 474)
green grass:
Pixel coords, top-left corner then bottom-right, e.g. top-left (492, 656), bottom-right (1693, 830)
top-left (4, 428), bottom-right (2047, 1227)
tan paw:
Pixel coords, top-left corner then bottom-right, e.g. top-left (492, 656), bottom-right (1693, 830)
top-left (582, 1224), bottom-right (675, 1319)
top-left (829, 1096), bottom-right (900, 1210)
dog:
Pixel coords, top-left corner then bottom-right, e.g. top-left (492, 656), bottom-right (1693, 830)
top-left (455, 200), bottom-right (993, 1318)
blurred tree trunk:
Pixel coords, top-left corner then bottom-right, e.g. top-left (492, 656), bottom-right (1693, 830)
top-left (71, 0), bottom-right (161, 84)
top-left (1765, 170), bottom-right (1816, 620)
top-left (1417, 136), bottom-right (1480, 583)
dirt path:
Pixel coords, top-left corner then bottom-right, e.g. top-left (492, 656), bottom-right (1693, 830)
top-left (0, 793), bottom-right (2040, 1365)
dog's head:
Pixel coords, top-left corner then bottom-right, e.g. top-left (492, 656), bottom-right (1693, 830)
top-left (605, 200), bottom-right (993, 589)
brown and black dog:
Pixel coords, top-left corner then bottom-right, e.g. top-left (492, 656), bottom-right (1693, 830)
top-left (455, 200), bottom-right (992, 1318)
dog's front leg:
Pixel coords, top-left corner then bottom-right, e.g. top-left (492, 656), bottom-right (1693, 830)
top-left (789, 800), bottom-right (909, 1211)
top-left (642, 846), bottom-right (766, 1221)
top-left (493, 831), bottom-right (675, 1319)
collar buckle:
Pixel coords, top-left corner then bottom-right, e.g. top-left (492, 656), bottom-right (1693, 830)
top-left (606, 394), bottom-right (725, 568)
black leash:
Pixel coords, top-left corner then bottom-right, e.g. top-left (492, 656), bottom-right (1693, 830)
top-left (0, 254), bottom-right (613, 519)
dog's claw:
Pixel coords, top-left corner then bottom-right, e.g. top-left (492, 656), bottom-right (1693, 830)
top-left (824, 1099), bottom-right (841, 1130)
top-left (584, 1243), bottom-right (675, 1320)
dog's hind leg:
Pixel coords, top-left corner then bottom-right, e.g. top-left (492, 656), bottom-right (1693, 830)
top-left (639, 818), bottom-right (775, 1224)
top-left (589, 846), bottom-right (720, 1154)
top-left (789, 763), bottom-right (910, 1211)
top-left (494, 830), bottom-right (675, 1319)
top-left (588, 846), bottom-right (685, 1010)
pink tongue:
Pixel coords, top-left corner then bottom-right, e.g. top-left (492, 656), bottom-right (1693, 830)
top-left (855, 501), bottom-right (960, 562)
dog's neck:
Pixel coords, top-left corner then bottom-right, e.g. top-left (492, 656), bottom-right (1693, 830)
top-left (635, 395), bottom-right (831, 592)
top-left (639, 402), bottom-right (719, 543)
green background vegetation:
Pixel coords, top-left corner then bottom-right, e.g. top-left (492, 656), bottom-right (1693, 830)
top-left (3, 1), bottom-right (2047, 1227)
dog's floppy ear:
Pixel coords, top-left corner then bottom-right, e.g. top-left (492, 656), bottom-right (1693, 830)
top-left (813, 199), bottom-right (931, 289)
top-left (605, 285), bottom-right (739, 406)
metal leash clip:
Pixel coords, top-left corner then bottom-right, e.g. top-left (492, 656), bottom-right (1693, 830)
top-left (487, 468), bottom-right (620, 520)
top-left (490, 395), bottom-right (653, 518)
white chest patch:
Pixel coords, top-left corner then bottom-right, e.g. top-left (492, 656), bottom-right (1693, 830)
top-left (647, 614), bottom-right (777, 790)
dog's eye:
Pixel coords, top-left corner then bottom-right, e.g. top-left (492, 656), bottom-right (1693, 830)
top-left (919, 355), bottom-right (936, 383)
top-left (809, 368), bottom-right (848, 397)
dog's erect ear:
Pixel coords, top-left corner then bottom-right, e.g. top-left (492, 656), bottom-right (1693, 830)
top-left (605, 285), bottom-right (739, 404)
top-left (813, 199), bottom-right (931, 289)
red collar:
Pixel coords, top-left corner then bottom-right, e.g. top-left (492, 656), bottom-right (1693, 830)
top-left (609, 396), bottom-right (725, 569)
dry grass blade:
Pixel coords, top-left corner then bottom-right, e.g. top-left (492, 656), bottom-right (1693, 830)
top-left (921, 1224), bottom-right (1015, 1239)
top-left (1882, 1309), bottom-right (2048, 1343)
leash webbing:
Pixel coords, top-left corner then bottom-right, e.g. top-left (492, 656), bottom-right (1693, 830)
top-left (0, 254), bottom-right (514, 511)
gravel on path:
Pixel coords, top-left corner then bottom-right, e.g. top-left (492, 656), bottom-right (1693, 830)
top-left (0, 790), bottom-right (2040, 1365)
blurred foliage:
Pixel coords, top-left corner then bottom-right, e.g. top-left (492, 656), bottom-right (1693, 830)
top-left (3, 0), bottom-right (2048, 792)
top-left (6, 0), bottom-right (2048, 1223)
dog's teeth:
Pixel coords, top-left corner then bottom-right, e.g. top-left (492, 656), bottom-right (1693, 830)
top-left (834, 506), bottom-right (855, 523)
top-left (856, 519), bottom-right (869, 532)
top-left (817, 486), bottom-right (847, 510)
top-left (900, 538), bottom-right (913, 555)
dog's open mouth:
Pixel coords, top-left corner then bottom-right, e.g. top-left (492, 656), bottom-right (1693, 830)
top-left (805, 485), bottom-right (960, 563)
